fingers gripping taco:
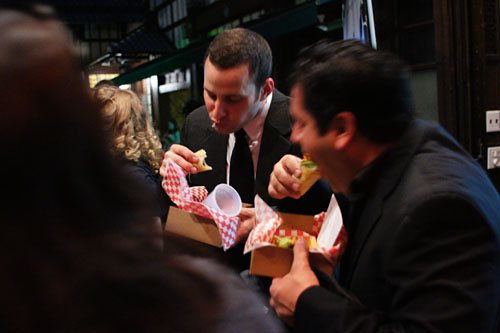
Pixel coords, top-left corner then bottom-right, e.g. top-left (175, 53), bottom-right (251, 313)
top-left (294, 154), bottom-right (320, 196)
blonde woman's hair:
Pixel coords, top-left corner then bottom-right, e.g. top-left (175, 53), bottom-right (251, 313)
top-left (95, 86), bottom-right (164, 172)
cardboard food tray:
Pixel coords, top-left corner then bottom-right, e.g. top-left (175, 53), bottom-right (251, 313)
top-left (249, 211), bottom-right (334, 278)
top-left (164, 206), bottom-right (222, 247)
top-left (164, 203), bottom-right (253, 247)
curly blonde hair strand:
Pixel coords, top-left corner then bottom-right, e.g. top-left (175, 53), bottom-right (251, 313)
top-left (95, 86), bottom-right (164, 172)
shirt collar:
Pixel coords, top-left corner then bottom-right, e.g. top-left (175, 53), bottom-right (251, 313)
top-left (348, 147), bottom-right (390, 198)
top-left (242, 91), bottom-right (272, 141)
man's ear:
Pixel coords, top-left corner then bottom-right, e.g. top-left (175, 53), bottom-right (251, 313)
top-left (329, 111), bottom-right (357, 151)
top-left (259, 78), bottom-right (274, 101)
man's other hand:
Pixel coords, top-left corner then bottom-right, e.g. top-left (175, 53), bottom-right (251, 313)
top-left (269, 238), bottom-right (319, 326)
top-left (234, 207), bottom-right (255, 244)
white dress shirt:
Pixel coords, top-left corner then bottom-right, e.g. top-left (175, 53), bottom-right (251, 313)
top-left (226, 91), bottom-right (273, 183)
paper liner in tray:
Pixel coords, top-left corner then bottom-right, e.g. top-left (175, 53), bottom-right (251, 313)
top-left (161, 158), bottom-right (239, 250)
top-left (244, 195), bottom-right (347, 266)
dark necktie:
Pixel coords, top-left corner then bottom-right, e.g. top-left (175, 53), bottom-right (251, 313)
top-left (230, 129), bottom-right (255, 204)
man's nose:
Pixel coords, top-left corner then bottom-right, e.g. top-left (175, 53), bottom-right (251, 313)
top-left (290, 126), bottom-right (301, 144)
top-left (213, 99), bottom-right (225, 119)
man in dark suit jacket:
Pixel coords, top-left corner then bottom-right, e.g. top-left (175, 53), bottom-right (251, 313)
top-left (181, 88), bottom-right (329, 213)
top-left (268, 39), bottom-right (500, 332)
top-left (160, 28), bottom-right (331, 271)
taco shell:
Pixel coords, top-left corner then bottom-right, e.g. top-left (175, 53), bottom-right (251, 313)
top-left (193, 149), bottom-right (212, 172)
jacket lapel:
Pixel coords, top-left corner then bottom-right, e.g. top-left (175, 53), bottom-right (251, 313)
top-left (189, 125), bottom-right (228, 192)
top-left (255, 90), bottom-right (294, 204)
top-left (341, 120), bottom-right (430, 285)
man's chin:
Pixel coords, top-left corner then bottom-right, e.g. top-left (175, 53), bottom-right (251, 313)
top-left (212, 123), bottom-right (234, 135)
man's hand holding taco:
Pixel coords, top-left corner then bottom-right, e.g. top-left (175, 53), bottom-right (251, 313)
top-left (268, 154), bottom-right (320, 200)
top-left (160, 145), bottom-right (212, 176)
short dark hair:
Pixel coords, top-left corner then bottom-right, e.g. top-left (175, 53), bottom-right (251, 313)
top-left (0, 3), bottom-right (58, 18)
top-left (290, 39), bottom-right (414, 143)
top-left (205, 28), bottom-right (272, 88)
top-left (0, 7), bottom-right (150, 229)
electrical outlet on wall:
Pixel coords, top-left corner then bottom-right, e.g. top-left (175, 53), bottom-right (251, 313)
top-left (487, 147), bottom-right (500, 170)
top-left (486, 110), bottom-right (500, 132)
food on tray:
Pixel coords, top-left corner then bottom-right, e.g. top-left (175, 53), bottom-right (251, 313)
top-left (274, 235), bottom-right (297, 248)
top-left (273, 235), bottom-right (318, 249)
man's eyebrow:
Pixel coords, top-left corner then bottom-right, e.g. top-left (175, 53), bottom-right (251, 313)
top-left (204, 87), bottom-right (215, 95)
top-left (204, 88), bottom-right (244, 99)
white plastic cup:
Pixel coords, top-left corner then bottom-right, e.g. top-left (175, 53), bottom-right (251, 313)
top-left (202, 184), bottom-right (242, 217)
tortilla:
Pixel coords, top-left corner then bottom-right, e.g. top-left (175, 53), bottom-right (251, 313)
top-left (295, 154), bottom-right (320, 196)
top-left (193, 149), bottom-right (212, 172)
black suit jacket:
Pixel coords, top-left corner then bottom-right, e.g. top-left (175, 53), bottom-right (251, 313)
top-left (294, 119), bottom-right (500, 332)
top-left (181, 90), bottom-right (332, 215)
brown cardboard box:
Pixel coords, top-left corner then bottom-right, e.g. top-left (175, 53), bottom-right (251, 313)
top-left (164, 206), bottom-right (222, 247)
top-left (164, 203), bottom-right (253, 248)
top-left (249, 212), bottom-right (334, 278)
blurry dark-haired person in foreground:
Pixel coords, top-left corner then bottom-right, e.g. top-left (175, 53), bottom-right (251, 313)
top-left (0, 6), bottom-right (283, 332)
top-left (268, 39), bottom-right (500, 332)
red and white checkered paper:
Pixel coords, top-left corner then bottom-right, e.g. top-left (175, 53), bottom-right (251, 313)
top-left (161, 158), bottom-right (239, 251)
top-left (244, 195), bottom-right (347, 266)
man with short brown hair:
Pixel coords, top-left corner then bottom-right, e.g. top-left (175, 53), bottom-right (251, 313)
top-left (161, 28), bottom-right (331, 272)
